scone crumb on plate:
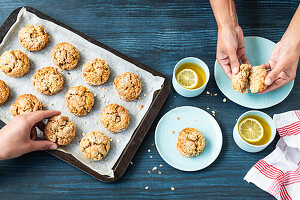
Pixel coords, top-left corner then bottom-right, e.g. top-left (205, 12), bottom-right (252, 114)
top-left (152, 167), bottom-right (157, 171)
top-left (171, 130), bottom-right (175, 134)
top-left (223, 98), bottom-right (227, 102)
top-left (41, 103), bottom-right (47, 108)
top-left (145, 186), bottom-right (149, 190)
top-left (171, 187), bottom-right (175, 191)
top-left (176, 116), bottom-right (180, 120)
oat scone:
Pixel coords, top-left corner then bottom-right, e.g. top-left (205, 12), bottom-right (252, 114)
top-left (18, 25), bottom-right (49, 51)
top-left (51, 42), bottom-right (79, 70)
top-left (82, 58), bottom-right (110, 85)
top-left (100, 104), bottom-right (130, 133)
top-left (32, 66), bottom-right (65, 95)
top-left (0, 80), bottom-right (9, 105)
top-left (232, 64), bottom-right (252, 93)
top-left (65, 85), bottom-right (94, 116)
top-left (80, 131), bottom-right (110, 161)
top-left (176, 128), bottom-right (205, 157)
top-left (44, 115), bottom-right (76, 146)
top-left (0, 50), bottom-right (30, 77)
top-left (10, 94), bottom-right (42, 116)
top-left (114, 72), bottom-right (142, 101)
top-left (249, 65), bottom-right (267, 93)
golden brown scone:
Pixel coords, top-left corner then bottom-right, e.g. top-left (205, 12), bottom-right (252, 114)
top-left (249, 65), bottom-right (267, 93)
top-left (114, 72), bottom-right (142, 101)
top-left (10, 94), bottom-right (42, 116)
top-left (51, 42), bottom-right (79, 70)
top-left (100, 104), bottom-right (130, 133)
top-left (80, 131), bottom-right (110, 161)
top-left (0, 50), bottom-right (30, 77)
top-left (18, 25), bottom-right (49, 51)
top-left (82, 58), bottom-right (110, 85)
top-left (176, 128), bottom-right (205, 157)
top-left (44, 115), bottom-right (76, 146)
top-left (0, 79), bottom-right (9, 105)
top-left (32, 66), bottom-right (65, 95)
top-left (65, 85), bottom-right (94, 116)
top-left (232, 64), bottom-right (252, 93)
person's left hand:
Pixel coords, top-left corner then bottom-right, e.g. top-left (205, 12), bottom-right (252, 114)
top-left (258, 39), bottom-right (300, 94)
top-left (0, 110), bottom-right (60, 160)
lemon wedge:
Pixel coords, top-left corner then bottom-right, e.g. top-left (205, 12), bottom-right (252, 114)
top-left (176, 69), bottom-right (198, 89)
top-left (238, 118), bottom-right (264, 143)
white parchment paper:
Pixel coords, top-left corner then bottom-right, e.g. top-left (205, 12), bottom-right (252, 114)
top-left (0, 8), bottom-right (165, 177)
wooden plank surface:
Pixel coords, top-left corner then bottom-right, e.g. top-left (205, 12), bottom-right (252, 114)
top-left (0, 0), bottom-right (299, 199)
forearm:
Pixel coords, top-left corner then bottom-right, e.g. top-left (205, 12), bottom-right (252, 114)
top-left (210, 0), bottom-right (239, 29)
top-left (281, 5), bottom-right (300, 52)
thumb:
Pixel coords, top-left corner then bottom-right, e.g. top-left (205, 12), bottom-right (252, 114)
top-left (30, 140), bottom-right (57, 151)
top-left (265, 66), bottom-right (282, 85)
top-left (228, 50), bottom-right (240, 74)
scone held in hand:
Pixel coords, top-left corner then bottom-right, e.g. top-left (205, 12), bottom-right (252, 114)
top-left (249, 65), bottom-right (267, 93)
top-left (231, 64), bottom-right (251, 93)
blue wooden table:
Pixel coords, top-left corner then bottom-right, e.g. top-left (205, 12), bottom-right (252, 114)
top-left (0, 0), bottom-right (299, 199)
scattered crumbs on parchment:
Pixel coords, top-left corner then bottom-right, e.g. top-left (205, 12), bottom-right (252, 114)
top-left (148, 149), bottom-right (151, 152)
top-left (82, 121), bottom-right (86, 124)
top-left (94, 93), bottom-right (97, 97)
top-left (109, 138), bottom-right (113, 142)
top-left (144, 93), bottom-right (147, 97)
top-left (101, 94), bottom-right (105, 98)
top-left (82, 132), bottom-right (86, 136)
top-left (95, 120), bottom-right (98, 124)
top-left (223, 98), bottom-right (226, 102)
top-left (214, 93), bottom-right (218, 96)
top-left (139, 104), bottom-right (144, 110)
top-left (102, 99), bottom-right (106, 103)
top-left (152, 167), bottom-right (157, 171)
top-left (158, 171), bottom-right (162, 175)
top-left (41, 103), bottom-right (47, 108)
top-left (159, 164), bottom-right (163, 167)
top-left (68, 77), bottom-right (72, 81)
top-left (104, 158), bottom-right (107, 162)
top-left (171, 187), bottom-right (175, 191)
top-left (106, 99), bottom-right (110, 103)
top-left (206, 91), bottom-right (210, 95)
top-left (116, 139), bottom-right (120, 143)
top-left (98, 86), bottom-right (101, 90)
top-left (138, 96), bottom-right (141, 100)
top-left (171, 130), bottom-right (175, 134)
top-left (176, 117), bottom-right (180, 120)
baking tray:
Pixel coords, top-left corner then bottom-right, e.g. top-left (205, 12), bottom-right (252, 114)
top-left (0, 6), bottom-right (170, 182)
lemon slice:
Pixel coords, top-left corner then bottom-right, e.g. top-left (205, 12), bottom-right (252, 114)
top-left (176, 69), bottom-right (198, 89)
top-left (239, 118), bottom-right (264, 143)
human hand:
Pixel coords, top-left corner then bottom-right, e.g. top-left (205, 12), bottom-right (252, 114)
top-left (217, 25), bottom-right (250, 79)
top-left (0, 110), bottom-right (60, 160)
top-left (258, 39), bottom-right (300, 94)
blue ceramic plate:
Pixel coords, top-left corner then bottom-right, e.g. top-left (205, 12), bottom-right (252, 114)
top-left (155, 106), bottom-right (223, 171)
top-left (214, 36), bottom-right (294, 109)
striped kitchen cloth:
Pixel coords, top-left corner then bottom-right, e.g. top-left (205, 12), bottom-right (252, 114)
top-left (244, 110), bottom-right (300, 200)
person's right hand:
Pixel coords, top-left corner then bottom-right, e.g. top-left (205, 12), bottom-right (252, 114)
top-left (217, 25), bottom-right (250, 79)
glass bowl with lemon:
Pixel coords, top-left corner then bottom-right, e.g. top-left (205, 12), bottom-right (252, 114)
top-left (172, 57), bottom-right (210, 97)
top-left (233, 110), bottom-right (276, 153)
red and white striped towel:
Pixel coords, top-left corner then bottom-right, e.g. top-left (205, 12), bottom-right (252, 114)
top-left (244, 110), bottom-right (300, 200)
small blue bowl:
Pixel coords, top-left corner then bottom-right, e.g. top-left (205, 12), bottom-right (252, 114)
top-left (233, 110), bottom-right (276, 153)
top-left (172, 57), bottom-right (210, 97)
